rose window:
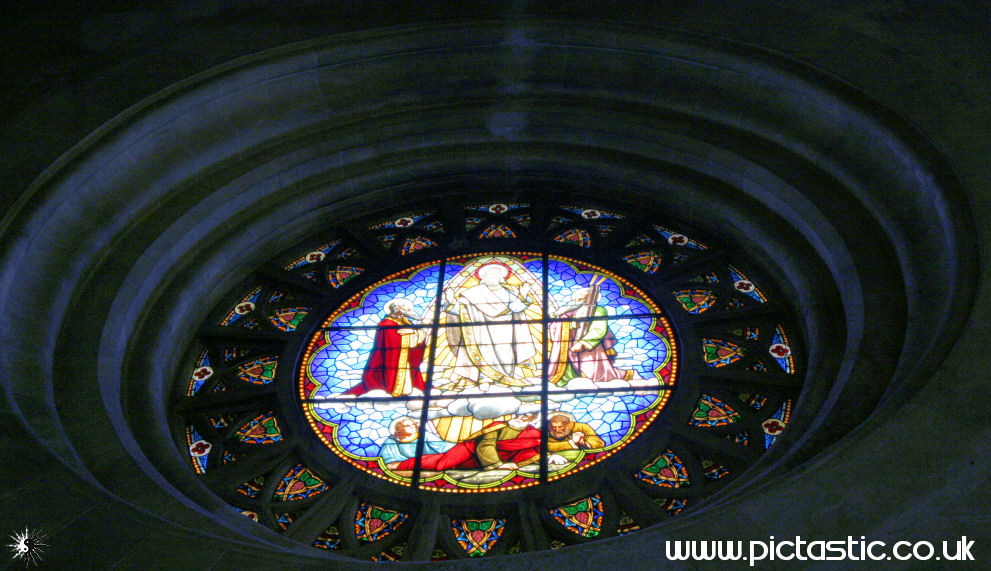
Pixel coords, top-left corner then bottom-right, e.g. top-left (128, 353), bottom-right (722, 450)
top-left (174, 199), bottom-right (803, 559)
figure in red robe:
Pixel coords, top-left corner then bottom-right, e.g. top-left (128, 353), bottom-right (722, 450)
top-left (345, 298), bottom-right (427, 397)
top-left (391, 413), bottom-right (541, 471)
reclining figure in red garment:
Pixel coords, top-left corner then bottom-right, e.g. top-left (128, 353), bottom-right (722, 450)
top-left (387, 413), bottom-right (545, 472)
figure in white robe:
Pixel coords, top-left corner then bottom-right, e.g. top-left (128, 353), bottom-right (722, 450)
top-left (432, 258), bottom-right (544, 391)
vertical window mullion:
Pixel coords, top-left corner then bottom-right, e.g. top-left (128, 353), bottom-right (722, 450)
top-left (539, 253), bottom-right (550, 483)
top-left (411, 259), bottom-right (447, 488)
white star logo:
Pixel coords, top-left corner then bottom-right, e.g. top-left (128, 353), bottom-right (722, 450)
top-left (7, 527), bottom-right (48, 567)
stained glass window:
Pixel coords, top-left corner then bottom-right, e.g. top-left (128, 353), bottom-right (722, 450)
top-left (690, 395), bottom-right (741, 427)
top-left (172, 199), bottom-right (805, 560)
top-left (637, 450), bottom-right (690, 488)
top-left (452, 519), bottom-right (505, 556)
top-left (300, 253), bottom-right (676, 492)
top-left (235, 356), bottom-right (279, 384)
top-left (478, 224), bottom-right (517, 239)
top-left (185, 426), bottom-right (211, 474)
top-left (313, 526), bottom-right (341, 550)
top-left (234, 412), bottom-right (284, 444)
top-left (553, 228), bottom-right (592, 247)
top-left (220, 286), bottom-right (263, 327)
top-left (273, 464), bottom-right (329, 501)
top-left (355, 504), bottom-right (407, 541)
top-left (549, 495), bottom-right (605, 537)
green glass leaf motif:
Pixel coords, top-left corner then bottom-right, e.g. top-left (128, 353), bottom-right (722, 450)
top-left (703, 345), bottom-right (721, 361)
top-left (694, 400), bottom-right (713, 419)
top-left (466, 520), bottom-right (488, 532)
top-left (370, 507), bottom-right (396, 521)
top-left (263, 418), bottom-right (279, 435)
top-left (703, 338), bottom-right (747, 366)
top-left (563, 499), bottom-right (590, 515)
top-left (643, 456), bottom-right (670, 474)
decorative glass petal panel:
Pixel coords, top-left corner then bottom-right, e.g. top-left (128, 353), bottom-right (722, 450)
top-left (467, 202), bottom-right (528, 214)
top-left (373, 542), bottom-right (408, 561)
top-left (328, 266), bottom-right (363, 288)
top-left (370, 213), bottom-right (432, 230)
top-left (354, 503), bottom-right (407, 542)
top-left (313, 526), bottom-right (340, 550)
top-left (617, 511), bottom-right (641, 535)
top-left (235, 412), bottom-right (284, 444)
top-left (702, 338), bottom-right (746, 367)
top-left (236, 477), bottom-right (265, 498)
top-left (478, 224), bottom-right (517, 239)
top-left (733, 326), bottom-right (760, 342)
top-left (273, 465), bottom-right (328, 501)
top-left (186, 349), bottom-right (213, 395)
top-left (274, 512), bottom-right (299, 530)
top-left (223, 347), bottom-right (250, 363)
top-left (654, 225), bottom-right (706, 249)
top-left (237, 508), bottom-right (260, 522)
top-left (657, 498), bottom-right (688, 515)
top-left (378, 234), bottom-right (396, 248)
top-left (673, 289), bottom-right (715, 313)
top-left (549, 495), bottom-right (604, 538)
top-left (690, 395), bottom-right (741, 427)
top-left (624, 250), bottom-right (663, 274)
top-left (209, 414), bottom-right (234, 429)
top-left (763, 399), bottom-right (793, 447)
top-left (702, 459), bottom-right (731, 480)
top-left (636, 450), bottom-right (689, 488)
top-left (562, 206), bottom-right (624, 220)
top-left (285, 241), bottom-right (341, 269)
top-left (741, 392), bottom-right (769, 410)
top-left (400, 235), bottom-right (437, 255)
top-left (626, 233), bottom-right (655, 247)
top-left (553, 228), bottom-right (592, 247)
top-left (770, 325), bottom-right (796, 373)
top-left (729, 432), bottom-right (751, 446)
top-left (236, 356), bottom-right (279, 385)
top-left (221, 286), bottom-right (262, 326)
top-left (185, 426), bottom-right (211, 474)
top-left (452, 519), bottom-right (505, 557)
top-left (728, 266), bottom-right (767, 303)
top-left (511, 214), bottom-right (531, 227)
top-left (268, 307), bottom-right (310, 331)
